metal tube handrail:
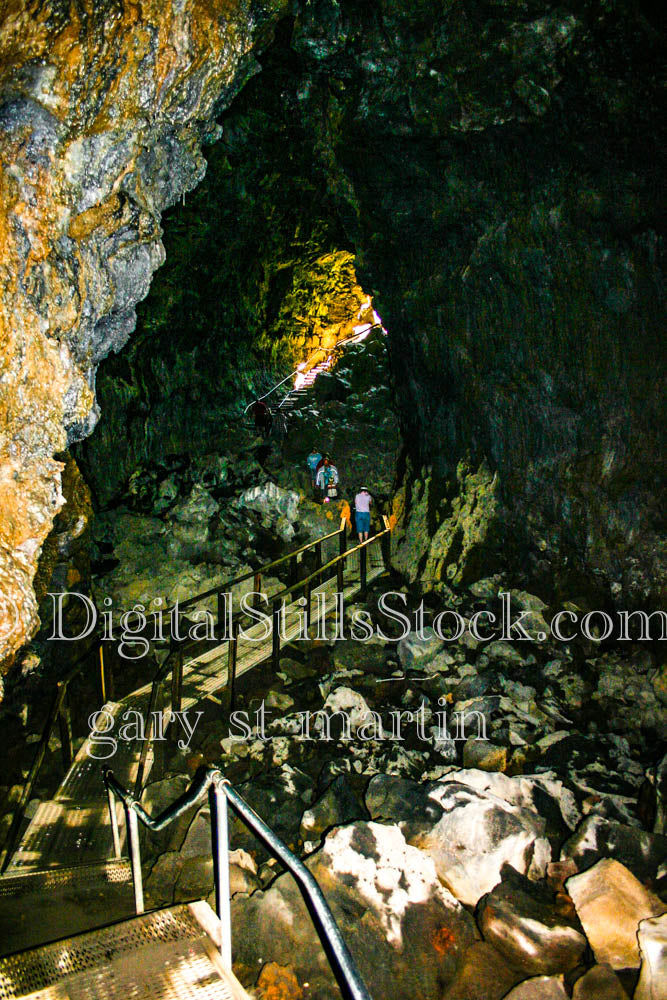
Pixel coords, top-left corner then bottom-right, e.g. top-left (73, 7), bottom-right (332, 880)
top-left (104, 767), bottom-right (372, 1000)
top-left (134, 526), bottom-right (390, 794)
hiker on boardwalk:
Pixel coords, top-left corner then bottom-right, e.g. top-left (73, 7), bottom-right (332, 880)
top-left (316, 456), bottom-right (339, 501)
top-left (354, 486), bottom-right (373, 542)
top-left (306, 447), bottom-right (322, 492)
top-left (339, 497), bottom-right (352, 534)
top-left (251, 399), bottom-right (272, 438)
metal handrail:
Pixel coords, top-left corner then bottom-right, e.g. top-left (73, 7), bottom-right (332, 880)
top-left (276, 324), bottom-right (382, 411)
top-left (266, 527), bottom-right (390, 611)
top-left (104, 766), bottom-right (372, 1000)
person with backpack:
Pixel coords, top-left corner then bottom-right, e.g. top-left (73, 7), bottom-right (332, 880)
top-left (316, 456), bottom-right (339, 501)
top-left (251, 399), bottom-right (272, 438)
top-left (354, 486), bottom-right (373, 541)
top-left (307, 447), bottom-right (322, 493)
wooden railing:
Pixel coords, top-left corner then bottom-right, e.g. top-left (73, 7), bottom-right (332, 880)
top-left (0, 641), bottom-right (111, 872)
top-left (133, 519), bottom-right (392, 796)
top-left (0, 516), bottom-right (391, 868)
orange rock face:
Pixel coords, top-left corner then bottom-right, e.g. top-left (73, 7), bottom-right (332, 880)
top-left (0, 0), bottom-right (287, 675)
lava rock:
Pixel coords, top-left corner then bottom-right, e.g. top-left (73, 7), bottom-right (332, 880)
top-left (561, 815), bottom-right (667, 885)
top-left (441, 940), bottom-right (523, 1000)
top-left (299, 775), bottom-right (368, 843)
top-left (566, 859), bottom-right (666, 969)
top-left (571, 965), bottom-right (629, 999)
top-left (477, 867), bottom-right (587, 975)
top-left (367, 771), bottom-right (552, 906)
top-left (232, 821), bottom-right (477, 1000)
top-left (502, 976), bottom-right (569, 999)
top-left (634, 912), bottom-right (667, 1000)
top-left (397, 628), bottom-right (444, 670)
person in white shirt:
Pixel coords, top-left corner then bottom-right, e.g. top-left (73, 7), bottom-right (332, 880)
top-left (316, 457), bottom-right (339, 500)
top-left (354, 486), bottom-right (372, 541)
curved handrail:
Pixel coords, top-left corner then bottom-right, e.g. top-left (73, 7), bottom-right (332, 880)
top-left (104, 766), bottom-right (372, 1000)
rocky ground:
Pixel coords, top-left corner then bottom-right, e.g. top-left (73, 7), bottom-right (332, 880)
top-left (138, 575), bottom-right (666, 1000)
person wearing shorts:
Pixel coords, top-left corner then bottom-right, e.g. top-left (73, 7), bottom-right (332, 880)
top-left (354, 486), bottom-right (372, 541)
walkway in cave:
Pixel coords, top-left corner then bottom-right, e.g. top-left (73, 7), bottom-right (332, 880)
top-left (0, 531), bottom-right (388, 954)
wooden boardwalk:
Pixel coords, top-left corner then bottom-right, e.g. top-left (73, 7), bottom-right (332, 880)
top-left (5, 536), bottom-right (386, 875)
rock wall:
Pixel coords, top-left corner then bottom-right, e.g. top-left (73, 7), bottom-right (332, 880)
top-left (280, 0), bottom-right (666, 607)
top-left (86, 0), bottom-right (665, 608)
top-left (0, 0), bottom-right (287, 666)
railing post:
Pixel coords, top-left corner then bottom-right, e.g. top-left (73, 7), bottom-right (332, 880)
top-left (304, 580), bottom-right (311, 629)
top-left (171, 646), bottom-right (183, 715)
top-left (107, 787), bottom-right (122, 859)
top-left (226, 620), bottom-right (239, 712)
top-left (315, 540), bottom-right (322, 570)
top-left (99, 645), bottom-right (114, 702)
top-left (339, 524), bottom-right (347, 557)
top-left (99, 646), bottom-right (106, 703)
top-left (217, 590), bottom-right (228, 636)
top-left (124, 804), bottom-right (144, 915)
top-left (153, 678), bottom-right (166, 783)
top-left (381, 525), bottom-right (391, 568)
top-left (58, 685), bottom-right (73, 771)
top-left (337, 553), bottom-right (344, 592)
top-left (272, 600), bottom-right (281, 671)
top-left (253, 572), bottom-right (262, 608)
top-left (210, 783), bottom-right (233, 966)
top-left (289, 556), bottom-right (298, 586)
top-left (360, 544), bottom-right (367, 597)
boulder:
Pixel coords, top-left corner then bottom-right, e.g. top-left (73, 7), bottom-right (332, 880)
top-left (317, 686), bottom-right (375, 736)
top-left (441, 941), bottom-right (523, 1000)
top-left (634, 913), bottom-right (667, 1000)
top-left (239, 482), bottom-right (300, 523)
top-left (477, 867), bottom-right (587, 975)
top-left (170, 483), bottom-right (218, 528)
top-left (299, 775), bottom-right (368, 843)
top-left (572, 965), bottom-right (629, 999)
top-left (256, 963), bottom-right (303, 1000)
top-left (397, 628), bottom-right (444, 670)
top-left (561, 815), bottom-right (667, 884)
top-left (565, 859), bottom-right (666, 969)
top-left (502, 976), bottom-right (569, 999)
top-left (462, 739), bottom-right (508, 772)
top-left (232, 821), bottom-right (477, 1000)
top-left (366, 771), bottom-right (552, 906)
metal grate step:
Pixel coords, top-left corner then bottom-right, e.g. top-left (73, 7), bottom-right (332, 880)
top-left (0, 860), bottom-right (132, 899)
top-left (0, 860), bottom-right (136, 958)
top-left (0, 902), bottom-right (250, 999)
